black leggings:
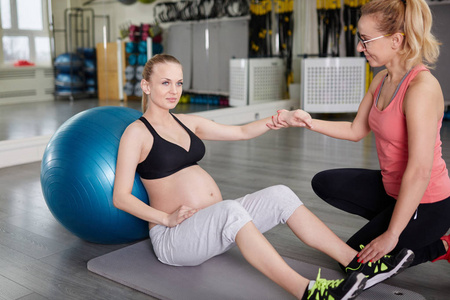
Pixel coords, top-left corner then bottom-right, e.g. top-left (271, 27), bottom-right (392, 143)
top-left (312, 168), bottom-right (450, 267)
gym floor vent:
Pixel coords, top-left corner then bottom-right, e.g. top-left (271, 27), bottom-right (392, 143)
top-left (44, 68), bottom-right (55, 77)
top-left (0, 90), bottom-right (36, 98)
top-left (45, 88), bottom-right (55, 95)
top-left (0, 67), bottom-right (55, 105)
top-left (0, 69), bottom-right (36, 79)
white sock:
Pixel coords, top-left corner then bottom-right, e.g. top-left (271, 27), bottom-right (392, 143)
top-left (308, 280), bottom-right (316, 290)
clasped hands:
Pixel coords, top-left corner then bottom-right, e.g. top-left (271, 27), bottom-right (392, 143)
top-left (267, 109), bottom-right (313, 130)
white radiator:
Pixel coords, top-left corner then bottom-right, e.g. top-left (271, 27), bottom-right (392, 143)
top-left (229, 58), bottom-right (286, 107)
top-left (0, 67), bottom-right (54, 105)
top-left (301, 57), bottom-right (366, 113)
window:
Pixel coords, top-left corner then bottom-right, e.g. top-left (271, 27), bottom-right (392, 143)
top-left (0, 0), bottom-right (51, 66)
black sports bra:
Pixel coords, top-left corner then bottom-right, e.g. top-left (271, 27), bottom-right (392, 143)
top-left (136, 114), bottom-right (206, 180)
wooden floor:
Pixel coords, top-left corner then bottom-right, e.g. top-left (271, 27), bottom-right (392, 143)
top-left (0, 107), bottom-right (449, 299)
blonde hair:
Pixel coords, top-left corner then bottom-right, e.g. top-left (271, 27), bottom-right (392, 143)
top-left (140, 54), bottom-right (182, 112)
top-left (361, 0), bottom-right (440, 69)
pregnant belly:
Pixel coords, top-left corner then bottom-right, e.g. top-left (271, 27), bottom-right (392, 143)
top-left (144, 165), bottom-right (223, 213)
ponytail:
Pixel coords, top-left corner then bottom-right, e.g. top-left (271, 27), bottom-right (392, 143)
top-left (361, 0), bottom-right (440, 68)
top-left (141, 92), bottom-right (148, 113)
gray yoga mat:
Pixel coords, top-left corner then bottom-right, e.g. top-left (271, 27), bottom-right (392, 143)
top-left (88, 239), bottom-right (425, 300)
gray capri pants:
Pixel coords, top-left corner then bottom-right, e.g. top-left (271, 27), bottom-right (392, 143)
top-left (149, 185), bottom-right (303, 266)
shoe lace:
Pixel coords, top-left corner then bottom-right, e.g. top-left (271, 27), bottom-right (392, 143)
top-left (308, 269), bottom-right (344, 299)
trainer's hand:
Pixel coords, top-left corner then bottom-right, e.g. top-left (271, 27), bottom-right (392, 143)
top-left (165, 205), bottom-right (198, 227)
top-left (358, 232), bottom-right (398, 263)
top-left (275, 109), bottom-right (313, 128)
top-left (266, 114), bottom-right (287, 130)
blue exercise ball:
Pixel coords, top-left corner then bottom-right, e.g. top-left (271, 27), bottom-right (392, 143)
top-left (77, 47), bottom-right (96, 59)
top-left (84, 59), bottom-right (96, 75)
top-left (86, 85), bottom-right (97, 94)
top-left (86, 77), bottom-right (96, 87)
top-left (40, 106), bottom-right (149, 244)
top-left (54, 53), bottom-right (83, 73)
top-left (55, 86), bottom-right (84, 95)
top-left (55, 73), bottom-right (84, 88)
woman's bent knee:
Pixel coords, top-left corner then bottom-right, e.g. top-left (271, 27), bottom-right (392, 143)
top-left (240, 185), bottom-right (303, 233)
top-left (217, 201), bottom-right (253, 242)
top-left (267, 184), bottom-right (304, 208)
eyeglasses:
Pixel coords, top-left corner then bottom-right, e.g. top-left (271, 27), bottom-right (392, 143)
top-left (357, 32), bottom-right (405, 50)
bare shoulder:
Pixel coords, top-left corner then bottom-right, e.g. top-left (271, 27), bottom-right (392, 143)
top-left (404, 70), bottom-right (444, 118)
top-left (407, 70), bottom-right (443, 102)
top-left (120, 119), bottom-right (149, 145)
top-left (117, 119), bottom-right (154, 166)
top-left (411, 70), bottom-right (441, 88)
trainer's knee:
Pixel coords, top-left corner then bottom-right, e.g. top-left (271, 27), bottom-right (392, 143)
top-left (311, 170), bottom-right (331, 197)
top-left (311, 170), bottom-right (326, 188)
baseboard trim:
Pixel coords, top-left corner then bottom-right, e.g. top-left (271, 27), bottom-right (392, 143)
top-left (0, 135), bottom-right (52, 169)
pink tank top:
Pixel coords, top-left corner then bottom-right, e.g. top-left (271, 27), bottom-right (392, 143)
top-left (368, 64), bottom-right (450, 203)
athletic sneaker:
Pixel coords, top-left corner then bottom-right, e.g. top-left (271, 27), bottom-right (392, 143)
top-left (304, 269), bottom-right (367, 300)
top-left (345, 247), bottom-right (415, 290)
